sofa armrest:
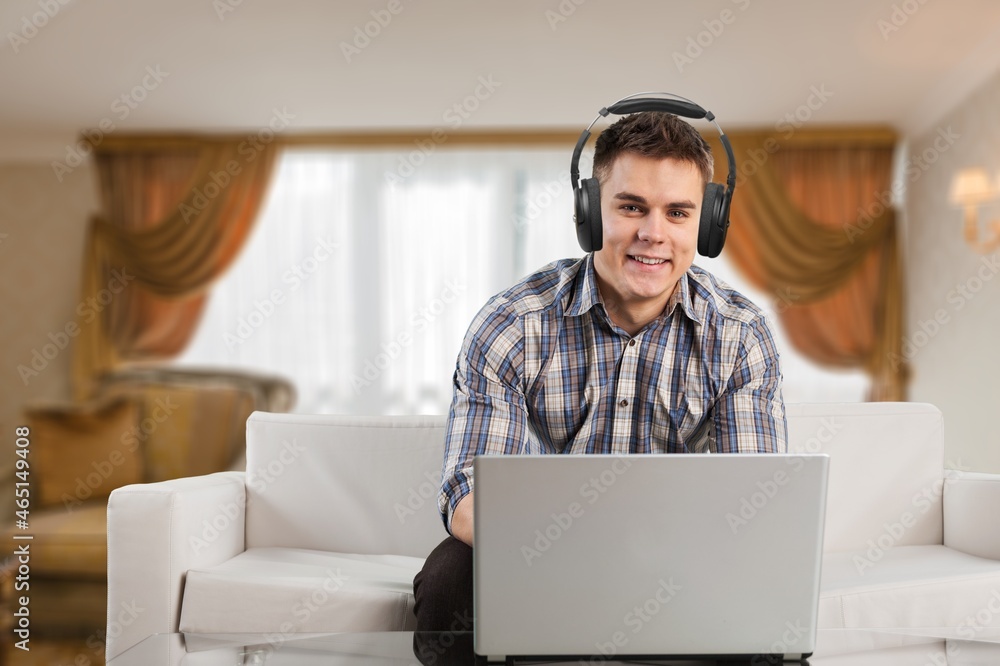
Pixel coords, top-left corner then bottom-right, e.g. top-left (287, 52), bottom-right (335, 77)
top-left (944, 471), bottom-right (1000, 560)
top-left (106, 471), bottom-right (246, 661)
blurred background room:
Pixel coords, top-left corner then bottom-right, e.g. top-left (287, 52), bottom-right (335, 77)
top-left (1, 0), bottom-right (1000, 662)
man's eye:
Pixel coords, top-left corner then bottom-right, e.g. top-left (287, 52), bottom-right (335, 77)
top-left (621, 205), bottom-right (642, 213)
top-left (669, 210), bottom-right (689, 219)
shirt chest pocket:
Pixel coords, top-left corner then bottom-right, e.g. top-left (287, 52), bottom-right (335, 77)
top-left (650, 386), bottom-right (711, 453)
top-left (566, 382), bottom-right (603, 451)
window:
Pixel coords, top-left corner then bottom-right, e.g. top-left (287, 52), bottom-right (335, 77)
top-left (176, 147), bottom-right (867, 413)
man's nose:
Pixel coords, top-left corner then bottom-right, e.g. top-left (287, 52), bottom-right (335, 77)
top-left (637, 212), bottom-right (668, 242)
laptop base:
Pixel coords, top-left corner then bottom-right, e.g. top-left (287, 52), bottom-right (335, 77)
top-left (478, 652), bottom-right (811, 664)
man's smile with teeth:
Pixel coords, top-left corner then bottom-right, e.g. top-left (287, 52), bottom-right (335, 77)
top-left (629, 255), bottom-right (667, 265)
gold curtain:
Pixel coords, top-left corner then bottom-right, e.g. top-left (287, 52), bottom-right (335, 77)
top-left (72, 138), bottom-right (278, 399)
top-left (706, 129), bottom-right (907, 401)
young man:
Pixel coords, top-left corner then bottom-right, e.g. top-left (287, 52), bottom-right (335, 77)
top-left (413, 111), bottom-right (787, 630)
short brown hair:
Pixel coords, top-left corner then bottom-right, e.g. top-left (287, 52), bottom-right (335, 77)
top-left (592, 112), bottom-right (714, 186)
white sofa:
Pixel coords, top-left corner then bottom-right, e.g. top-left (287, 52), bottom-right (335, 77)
top-left (105, 403), bottom-right (1000, 661)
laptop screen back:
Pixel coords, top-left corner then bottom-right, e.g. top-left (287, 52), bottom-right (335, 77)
top-left (474, 453), bottom-right (829, 661)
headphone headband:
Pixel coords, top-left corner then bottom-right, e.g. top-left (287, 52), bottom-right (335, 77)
top-left (570, 92), bottom-right (735, 191)
top-left (606, 98), bottom-right (710, 120)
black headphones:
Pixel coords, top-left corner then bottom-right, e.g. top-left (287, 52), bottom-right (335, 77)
top-left (570, 92), bottom-right (737, 259)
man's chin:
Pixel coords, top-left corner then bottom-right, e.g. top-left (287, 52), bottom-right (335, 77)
top-left (624, 283), bottom-right (679, 306)
top-left (631, 273), bottom-right (679, 294)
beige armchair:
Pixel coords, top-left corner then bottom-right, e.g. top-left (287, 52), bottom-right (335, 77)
top-left (0, 366), bottom-right (295, 650)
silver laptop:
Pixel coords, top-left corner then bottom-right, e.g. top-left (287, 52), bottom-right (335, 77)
top-left (474, 453), bottom-right (829, 663)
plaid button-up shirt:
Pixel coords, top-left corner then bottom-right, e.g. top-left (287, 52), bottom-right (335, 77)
top-left (439, 254), bottom-right (787, 531)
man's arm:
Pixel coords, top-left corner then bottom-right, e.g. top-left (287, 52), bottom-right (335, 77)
top-left (439, 302), bottom-right (529, 543)
top-left (712, 314), bottom-right (787, 453)
top-left (450, 492), bottom-right (474, 546)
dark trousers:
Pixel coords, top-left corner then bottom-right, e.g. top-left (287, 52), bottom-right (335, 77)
top-left (413, 536), bottom-right (474, 631)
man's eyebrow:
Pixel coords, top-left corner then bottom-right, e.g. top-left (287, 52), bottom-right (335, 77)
top-left (613, 191), bottom-right (648, 204)
top-left (612, 191), bottom-right (698, 209)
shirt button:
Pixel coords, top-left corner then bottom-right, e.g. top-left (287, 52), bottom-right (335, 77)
top-left (628, 339), bottom-right (636, 347)
top-left (619, 399), bottom-right (628, 407)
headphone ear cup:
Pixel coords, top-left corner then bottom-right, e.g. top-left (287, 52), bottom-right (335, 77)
top-left (698, 183), bottom-right (730, 258)
top-left (575, 178), bottom-right (603, 252)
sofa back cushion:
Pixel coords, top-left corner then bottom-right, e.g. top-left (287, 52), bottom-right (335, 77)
top-left (245, 412), bottom-right (447, 558)
top-left (100, 367), bottom-right (292, 481)
top-left (786, 402), bottom-right (944, 552)
top-left (27, 397), bottom-right (143, 509)
top-left (245, 404), bottom-right (945, 558)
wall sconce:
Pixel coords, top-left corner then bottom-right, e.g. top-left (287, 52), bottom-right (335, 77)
top-left (949, 168), bottom-right (1000, 253)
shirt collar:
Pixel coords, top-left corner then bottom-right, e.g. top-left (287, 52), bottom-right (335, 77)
top-left (564, 253), bottom-right (705, 325)
top-left (667, 270), bottom-right (705, 325)
top-left (564, 253), bottom-right (603, 318)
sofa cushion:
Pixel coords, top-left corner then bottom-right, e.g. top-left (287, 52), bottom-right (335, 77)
top-left (2, 501), bottom-right (108, 577)
top-left (128, 383), bottom-right (256, 482)
top-left (819, 545), bottom-right (1000, 630)
top-left (28, 397), bottom-right (143, 509)
top-left (179, 547), bottom-right (423, 633)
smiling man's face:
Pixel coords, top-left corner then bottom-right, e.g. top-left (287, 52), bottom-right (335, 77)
top-left (592, 152), bottom-right (703, 334)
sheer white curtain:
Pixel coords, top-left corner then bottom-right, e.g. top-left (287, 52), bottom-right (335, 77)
top-left (177, 146), bottom-right (866, 414)
top-left (177, 148), bottom-right (581, 414)
top-left (177, 151), bottom-right (356, 412)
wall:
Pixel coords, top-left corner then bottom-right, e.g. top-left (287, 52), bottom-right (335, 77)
top-left (0, 162), bottom-right (98, 494)
top-left (904, 69), bottom-right (1000, 473)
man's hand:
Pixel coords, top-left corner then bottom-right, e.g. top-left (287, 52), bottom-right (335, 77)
top-left (451, 492), bottom-right (474, 547)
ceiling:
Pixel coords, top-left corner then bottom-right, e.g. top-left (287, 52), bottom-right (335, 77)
top-left (3, 0), bottom-right (1000, 160)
